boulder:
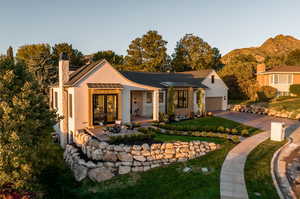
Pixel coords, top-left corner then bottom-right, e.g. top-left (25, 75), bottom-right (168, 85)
top-left (103, 152), bottom-right (118, 162)
top-left (73, 163), bottom-right (88, 182)
top-left (88, 167), bottom-right (114, 182)
top-left (119, 166), bottom-right (131, 174)
top-left (99, 142), bottom-right (109, 149)
top-left (141, 143), bottom-right (150, 151)
top-left (117, 152), bottom-right (133, 162)
top-left (133, 155), bottom-right (146, 162)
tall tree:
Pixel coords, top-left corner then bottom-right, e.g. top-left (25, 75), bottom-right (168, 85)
top-left (124, 30), bottom-right (168, 72)
top-left (6, 46), bottom-right (14, 62)
top-left (171, 34), bottom-right (222, 71)
top-left (92, 50), bottom-right (124, 65)
top-left (0, 58), bottom-right (57, 190)
top-left (219, 54), bottom-right (258, 100)
top-left (16, 44), bottom-right (56, 94)
top-left (52, 43), bottom-right (85, 66)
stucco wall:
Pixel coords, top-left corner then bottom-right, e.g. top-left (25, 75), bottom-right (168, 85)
top-left (202, 71), bottom-right (228, 110)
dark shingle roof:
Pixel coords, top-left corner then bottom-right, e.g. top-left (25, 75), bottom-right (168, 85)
top-left (266, 66), bottom-right (300, 73)
top-left (119, 70), bottom-right (211, 88)
top-left (87, 83), bottom-right (123, 89)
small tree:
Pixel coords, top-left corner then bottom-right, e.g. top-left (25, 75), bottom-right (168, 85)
top-left (167, 87), bottom-right (175, 120)
top-left (290, 84), bottom-right (300, 96)
top-left (196, 88), bottom-right (205, 115)
top-left (6, 46), bottom-right (14, 62)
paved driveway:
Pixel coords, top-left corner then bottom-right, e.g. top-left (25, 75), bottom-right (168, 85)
top-left (214, 111), bottom-right (300, 132)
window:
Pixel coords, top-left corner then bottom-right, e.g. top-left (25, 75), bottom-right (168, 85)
top-left (159, 92), bottom-right (164, 103)
top-left (146, 92), bottom-right (152, 103)
top-left (54, 92), bottom-right (58, 109)
top-left (271, 74), bottom-right (292, 84)
top-left (211, 75), bottom-right (215, 84)
top-left (69, 94), bottom-right (73, 118)
top-left (175, 90), bottom-right (188, 108)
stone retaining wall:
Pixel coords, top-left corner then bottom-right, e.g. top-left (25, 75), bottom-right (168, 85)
top-left (64, 130), bottom-right (220, 182)
top-left (230, 104), bottom-right (300, 120)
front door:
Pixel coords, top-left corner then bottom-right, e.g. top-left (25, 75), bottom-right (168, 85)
top-left (93, 94), bottom-right (118, 125)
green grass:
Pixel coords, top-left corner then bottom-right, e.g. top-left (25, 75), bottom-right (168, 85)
top-left (167, 116), bottom-right (260, 135)
top-left (40, 136), bottom-right (234, 199)
top-left (245, 139), bottom-right (286, 199)
top-left (267, 97), bottom-right (300, 112)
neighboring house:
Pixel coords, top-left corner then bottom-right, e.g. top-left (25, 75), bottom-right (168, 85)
top-left (257, 64), bottom-right (300, 96)
top-left (50, 53), bottom-right (228, 147)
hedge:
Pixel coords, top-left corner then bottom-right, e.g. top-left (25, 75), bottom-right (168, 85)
top-left (289, 84), bottom-right (300, 96)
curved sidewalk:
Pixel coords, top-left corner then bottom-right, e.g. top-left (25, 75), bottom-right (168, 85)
top-left (220, 132), bottom-right (269, 199)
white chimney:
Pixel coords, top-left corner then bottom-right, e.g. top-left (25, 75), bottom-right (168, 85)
top-left (58, 52), bottom-right (69, 148)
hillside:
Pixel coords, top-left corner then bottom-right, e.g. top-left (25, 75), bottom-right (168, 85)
top-left (222, 34), bottom-right (300, 64)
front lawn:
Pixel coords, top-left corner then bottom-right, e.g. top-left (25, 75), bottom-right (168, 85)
top-left (266, 97), bottom-right (300, 112)
top-left (40, 135), bottom-right (234, 199)
top-left (160, 116), bottom-right (260, 135)
top-left (245, 139), bottom-right (286, 199)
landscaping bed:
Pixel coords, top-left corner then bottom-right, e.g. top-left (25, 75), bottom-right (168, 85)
top-left (245, 139), bottom-right (286, 199)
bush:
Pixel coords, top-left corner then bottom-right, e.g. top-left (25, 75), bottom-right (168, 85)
top-left (290, 84), bottom-right (300, 96)
top-left (231, 135), bottom-right (240, 143)
top-left (241, 129), bottom-right (249, 136)
top-left (258, 86), bottom-right (277, 101)
top-left (231, 128), bottom-right (238, 135)
top-left (109, 132), bottom-right (155, 144)
top-left (217, 126), bottom-right (225, 133)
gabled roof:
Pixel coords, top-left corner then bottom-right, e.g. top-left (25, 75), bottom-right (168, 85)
top-left (59, 59), bottom-right (212, 88)
top-left (119, 70), bottom-right (211, 88)
top-left (262, 66), bottom-right (300, 73)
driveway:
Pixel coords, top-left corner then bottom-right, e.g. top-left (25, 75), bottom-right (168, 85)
top-left (214, 111), bottom-right (300, 133)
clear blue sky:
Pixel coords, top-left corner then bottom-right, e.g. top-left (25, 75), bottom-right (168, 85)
top-left (1, 0), bottom-right (300, 56)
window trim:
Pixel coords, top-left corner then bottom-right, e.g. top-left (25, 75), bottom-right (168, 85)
top-left (159, 92), bottom-right (164, 103)
top-left (146, 92), bottom-right (152, 103)
top-left (271, 74), bottom-right (293, 85)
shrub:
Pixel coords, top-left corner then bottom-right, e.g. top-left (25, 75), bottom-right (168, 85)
top-left (109, 132), bottom-right (155, 144)
top-left (241, 129), bottom-right (249, 137)
top-left (231, 135), bottom-right (240, 143)
top-left (217, 126), bottom-right (225, 133)
top-left (258, 86), bottom-right (277, 101)
top-left (290, 84), bottom-right (300, 96)
top-left (231, 128), bottom-right (238, 135)
top-left (225, 128), bottom-right (231, 133)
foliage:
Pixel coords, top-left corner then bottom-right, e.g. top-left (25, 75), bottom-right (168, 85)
top-left (6, 46), bottom-right (14, 62)
top-left (16, 44), bottom-right (56, 94)
top-left (171, 34), bottom-right (223, 71)
top-left (0, 58), bottom-right (57, 190)
top-left (245, 139), bottom-right (286, 199)
top-left (241, 129), bottom-right (249, 136)
top-left (196, 88), bottom-right (205, 115)
top-left (92, 50), bottom-right (124, 65)
top-left (109, 132), bottom-right (155, 144)
top-left (289, 84), bottom-right (300, 96)
top-left (124, 30), bottom-right (168, 72)
top-left (167, 87), bottom-right (175, 120)
top-left (52, 43), bottom-right (85, 67)
top-left (219, 54), bottom-right (258, 100)
top-left (285, 49), bottom-right (300, 66)
top-left (158, 112), bottom-right (168, 123)
top-left (257, 86), bottom-right (277, 101)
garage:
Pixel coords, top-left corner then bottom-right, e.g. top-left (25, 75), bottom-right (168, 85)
top-left (205, 97), bottom-right (223, 111)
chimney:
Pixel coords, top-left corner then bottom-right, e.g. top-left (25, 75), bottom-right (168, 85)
top-left (257, 63), bottom-right (266, 73)
top-left (58, 52), bottom-right (69, 148)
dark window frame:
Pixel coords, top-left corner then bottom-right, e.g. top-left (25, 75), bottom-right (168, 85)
top-left (211, 75), bottom-right (215, 84)
top-left (176, 90), bottom-right (188, 108)
top-left (146, 92), bottom-right (152, 103)
top-left (159, 92), bottom-right (164, 103)
top-left (54, 91), bottom-right (58, 109)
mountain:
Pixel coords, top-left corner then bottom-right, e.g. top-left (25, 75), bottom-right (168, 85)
top-left (222, 34), bottom-right (300, 64)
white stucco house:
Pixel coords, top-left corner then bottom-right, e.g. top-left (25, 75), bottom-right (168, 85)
top-left (50, 53), bottom-right (228, 147)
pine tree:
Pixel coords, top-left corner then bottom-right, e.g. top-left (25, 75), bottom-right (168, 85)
top-left (0, 58), bottom-right (57, 190)
top-left (6, 46), bottom-right (14, 62)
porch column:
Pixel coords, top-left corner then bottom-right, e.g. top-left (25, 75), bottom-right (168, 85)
top-left (152, 90), bottom-right (159, 121)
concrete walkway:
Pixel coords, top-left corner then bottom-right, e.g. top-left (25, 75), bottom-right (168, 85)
top-left (220, 132), bottom-right (270, 199)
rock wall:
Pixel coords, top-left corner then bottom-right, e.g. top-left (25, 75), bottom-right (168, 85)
top-left (230, 104), bottom-right (300, 120)
top-left (64, 130), bottom-right (220, 182)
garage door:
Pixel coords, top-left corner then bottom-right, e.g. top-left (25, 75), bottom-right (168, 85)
top-left (205, 97), bottom-right (223, 111)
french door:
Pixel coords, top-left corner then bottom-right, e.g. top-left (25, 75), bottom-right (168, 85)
top-left (93, 94), bottom-right (118, 125)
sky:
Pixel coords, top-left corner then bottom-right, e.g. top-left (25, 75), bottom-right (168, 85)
top-left (1, 0), bottom-right (300, 56)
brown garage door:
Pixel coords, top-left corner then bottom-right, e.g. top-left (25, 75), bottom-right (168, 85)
top-left (205, 97), bottom-right (223, 111)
